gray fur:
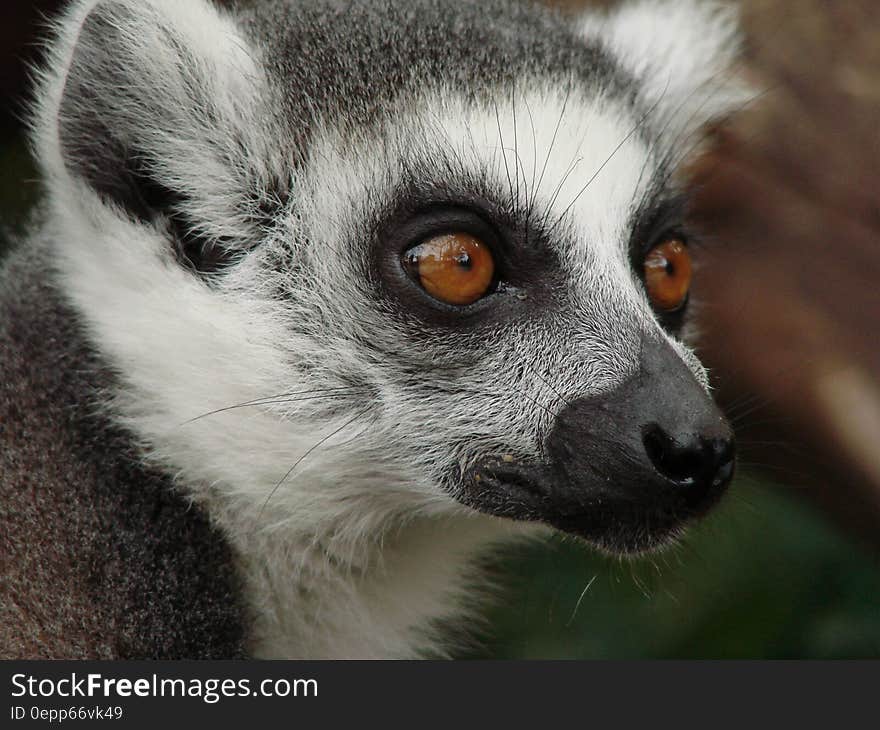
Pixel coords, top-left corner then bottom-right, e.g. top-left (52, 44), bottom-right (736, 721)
top-left (240, 0), bottom-right (632, 139)
top-left (0, 241), bottom-right (246, 659)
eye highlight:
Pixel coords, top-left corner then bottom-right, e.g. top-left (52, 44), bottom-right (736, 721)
top-left (404, 232), bottom-right (495, 306)
top-left (643, 238), bottom-right (692, 313)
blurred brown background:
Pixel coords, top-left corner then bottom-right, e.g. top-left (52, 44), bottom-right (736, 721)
top-left (1, 0), bottom-right (878, 657)
top-left (693, 0), bottom-right (880, 548)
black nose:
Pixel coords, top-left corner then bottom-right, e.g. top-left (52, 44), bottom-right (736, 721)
top-left (537, 336), bottom-right (736, 552)
top-left (642, 424), bottom-right (735, 507)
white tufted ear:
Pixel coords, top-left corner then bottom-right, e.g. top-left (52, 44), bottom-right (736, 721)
top-left (580, 0), bottom-right (746, 152)
top-left (33, 0), bottom-right (281, 272)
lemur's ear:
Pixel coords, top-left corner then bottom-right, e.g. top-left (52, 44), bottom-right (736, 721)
top-left (580, 0), bottom-right (745, 151)
top-left (39, 0), bottom-right (281, 273)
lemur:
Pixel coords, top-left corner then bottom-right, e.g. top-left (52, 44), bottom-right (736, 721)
top-left (0, 0), bottom-right (742, 659)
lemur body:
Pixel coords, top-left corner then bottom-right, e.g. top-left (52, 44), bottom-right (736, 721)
top-left (1, 0), bottom-right (741, 658)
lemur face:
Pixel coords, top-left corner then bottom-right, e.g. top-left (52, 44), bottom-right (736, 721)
top-left (282, 88), bottom-right (735, 554)
top-left (42, 0), bottom-right (742, 555)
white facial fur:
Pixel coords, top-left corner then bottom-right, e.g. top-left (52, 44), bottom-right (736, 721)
top-left (34, 0), bottom-right (742, 657)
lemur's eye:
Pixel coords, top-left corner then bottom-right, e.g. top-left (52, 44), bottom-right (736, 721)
top-left (643, 238), bottom-right (692, 313)
top-left (404, 233), bottom-right (495, 306)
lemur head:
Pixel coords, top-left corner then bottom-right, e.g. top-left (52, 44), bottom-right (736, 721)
top-left (36, 0), bottom-right (741, 556)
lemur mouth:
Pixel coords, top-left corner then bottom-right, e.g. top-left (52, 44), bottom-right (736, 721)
top-left (460, 454), bottom-right (732, 555)
top-left (463, 458), bottom-right (550, 512)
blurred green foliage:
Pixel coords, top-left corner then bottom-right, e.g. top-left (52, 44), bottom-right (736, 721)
top-left (2, 134), bottom-right (878, 659)
top-left (469, 476), bottom-right (880, 658)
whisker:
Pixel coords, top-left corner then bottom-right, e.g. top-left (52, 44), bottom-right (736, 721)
top-left (257, 405), bottom-right (374, 524)
top-left (724, 390), bottom-right (770, 416)
top-left (725, 365), bottom-right (814, 423)
top-left (518, 358), bottom-right (570, 412)
top-left (540, 111), bottom-right (591, 232)
top-left (655, 82), bottom-right (775, 194)
top-left (517, 389), bottom-right (559, 421)
top-left (548, 81), bottom-right (671, 236)
top-left (512, 80), bottom-right (520, 211)
top-left (566, 573), bottom-right (598, 627)
top-left (736, 438), bottom-right (799, 449)
top-left (525, 96), bottom-right (538, 213)
top-left (523, 95), bottom-right (539, 243)
top-left (183, 386), bottom-right (369, 424)
top-left (726, 396), bottom-right (774, 423)
top-left (492, 98), bottom-right (516, 210)
top-left (729, 416), bottom-right (793, 431)
top-left (735, 460), bottom-right (812, 482)
top-left (540, 154), bottom-right (584, 231)
top-left (645, 49), bottom-right (768, 190)
top-left (227, 391), bottom-right (372, 412)
top-left (533, 81), bottom-right (572, 213)
top-left (628, 65), bottom-right (738, 213)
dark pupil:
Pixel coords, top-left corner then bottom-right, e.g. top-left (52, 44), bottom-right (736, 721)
top-left (664, 258), bottom-right (675, 276)
top-left (455, 251), bottom-right (472, 270)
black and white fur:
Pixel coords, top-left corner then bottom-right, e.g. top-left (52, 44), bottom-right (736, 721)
top-left (1, 0), bottom-right (742, 658)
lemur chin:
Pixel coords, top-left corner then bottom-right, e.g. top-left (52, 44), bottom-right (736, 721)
top-left (0, 0), bottom-right (742, 658)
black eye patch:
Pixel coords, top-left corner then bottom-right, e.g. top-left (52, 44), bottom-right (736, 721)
top-left (368, 181), bottom-right (566, 332)
top-left (627, 191), bottom-right (695, 333)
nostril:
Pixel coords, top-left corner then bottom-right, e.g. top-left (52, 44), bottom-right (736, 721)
top-left (642, 424), bottom-right (735, 491)
top-left (642, 424), bottom-right (702, 485)
top-left (710, 438), bottom-right (736, 487)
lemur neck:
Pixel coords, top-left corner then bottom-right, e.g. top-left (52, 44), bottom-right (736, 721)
top-left (223, 510), bottom-right (526, 659)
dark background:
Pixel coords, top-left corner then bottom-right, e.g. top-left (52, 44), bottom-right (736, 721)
top-left (1, 0), bottom-right (878, 658)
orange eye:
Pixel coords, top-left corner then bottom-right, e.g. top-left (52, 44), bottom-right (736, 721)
top-left (643, 238), bottom-right (692, 313)
top-left (405, 232), bottom-right (495, 306)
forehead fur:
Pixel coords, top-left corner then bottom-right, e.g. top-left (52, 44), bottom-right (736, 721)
top-left (239, 0), bottom-right (741, 168)
top-left (240, 0), bottom-right (629, 139)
